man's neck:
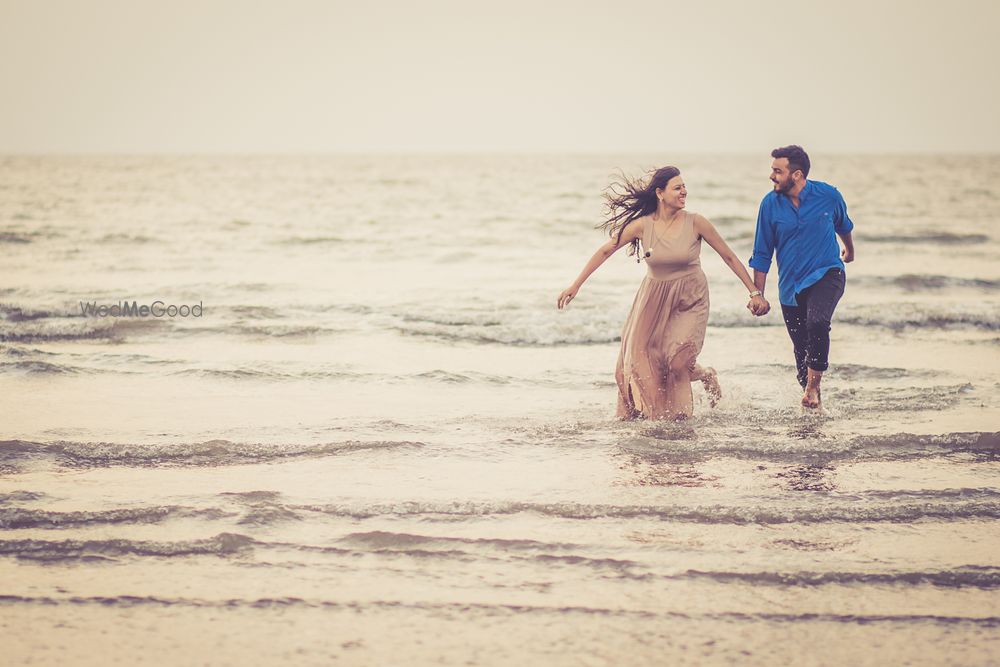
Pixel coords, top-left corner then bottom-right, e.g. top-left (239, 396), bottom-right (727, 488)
top-left (786, 180), bottom-right (807, 207)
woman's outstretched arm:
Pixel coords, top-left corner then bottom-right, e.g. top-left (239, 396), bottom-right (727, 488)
top-left (693, 214), bottom-right (770, 315)
top-left (557, 221), bottom-right (643, 309)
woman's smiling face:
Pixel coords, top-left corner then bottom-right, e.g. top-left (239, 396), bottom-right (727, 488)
top-left (658, 175), bottom-right (687, 209)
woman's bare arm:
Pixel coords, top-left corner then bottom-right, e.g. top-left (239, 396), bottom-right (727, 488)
top-left (557, 220), bottom-right (644, 309)
top-left (693, 214), bottom-right (769, 315)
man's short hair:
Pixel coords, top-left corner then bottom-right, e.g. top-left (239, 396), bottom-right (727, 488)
top-left (771, 145), bottom-right (811, 178)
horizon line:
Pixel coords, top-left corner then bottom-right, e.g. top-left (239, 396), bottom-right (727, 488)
top-left (3, 149), bottom-right (1000, 158)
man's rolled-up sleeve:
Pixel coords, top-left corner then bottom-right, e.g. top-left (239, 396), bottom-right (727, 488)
top-left (834, 190), bottom-right (854, 235)
top-left (748, 201), bottom-right (775, 273)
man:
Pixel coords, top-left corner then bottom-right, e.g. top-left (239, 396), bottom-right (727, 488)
top-left (748, 145), bottom-right (855, 409)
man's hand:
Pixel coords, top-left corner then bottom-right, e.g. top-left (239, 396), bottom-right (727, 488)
top-left (841, 246), bottom-right (854, 263)
top-left (747, 294), bottom-right (770, 316)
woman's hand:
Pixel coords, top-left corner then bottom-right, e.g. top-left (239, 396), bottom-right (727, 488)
top-left (557, 287), bottom-right (578, 309)
top-left (557, 232), bottom-right (636, 311)
top-left (747, 294), bottom-right (770, 316)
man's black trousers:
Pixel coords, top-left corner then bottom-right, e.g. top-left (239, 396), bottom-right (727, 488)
top-left (780, 268), bottom-right (846, 388)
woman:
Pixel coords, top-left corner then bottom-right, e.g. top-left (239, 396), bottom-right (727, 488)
top-left (557, 166), bottom-right (768, 420)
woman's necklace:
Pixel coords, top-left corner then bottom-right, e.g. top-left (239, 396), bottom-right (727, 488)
top-left (644, 211), bottom-right (682, 259)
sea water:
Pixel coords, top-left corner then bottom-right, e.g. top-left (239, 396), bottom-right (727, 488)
top-left (1, 154), bottom-right (998, 665)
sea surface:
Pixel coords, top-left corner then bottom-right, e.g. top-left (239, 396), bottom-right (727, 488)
top-left (1, 154), bottom-right (999, 665)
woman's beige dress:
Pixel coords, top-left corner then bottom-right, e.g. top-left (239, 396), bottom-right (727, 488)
top-left (615, 212), bottom-right (709, 419)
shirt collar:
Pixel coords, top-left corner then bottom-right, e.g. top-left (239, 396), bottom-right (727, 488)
top-left (779, 179), bottom-right (812, 205)
top-left (799, 180), bottom-right (813, 202)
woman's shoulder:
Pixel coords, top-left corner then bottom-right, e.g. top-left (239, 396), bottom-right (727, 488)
top-left (630, 214), bottom-right (652, 234)
top-left (632, 215), bottom-right (653, 237)
top-left (687, 212), bottom-right (714, 239)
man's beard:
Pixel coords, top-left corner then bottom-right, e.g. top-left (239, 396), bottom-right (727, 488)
top-left (772, 177), bottom-right (793, 193)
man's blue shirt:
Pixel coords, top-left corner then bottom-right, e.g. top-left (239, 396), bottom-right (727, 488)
top-left (749, 180), bottom-right (854, 306)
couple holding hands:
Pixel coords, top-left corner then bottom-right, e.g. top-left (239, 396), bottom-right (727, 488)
top-left (558, 145), bottom-right (855, 420)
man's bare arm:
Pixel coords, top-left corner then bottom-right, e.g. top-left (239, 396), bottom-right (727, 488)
top-left (839, 231), bottom-right (855, 263)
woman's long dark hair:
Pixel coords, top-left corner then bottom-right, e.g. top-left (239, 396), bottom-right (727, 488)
top-left (598, 166), bottom-right (680, 258)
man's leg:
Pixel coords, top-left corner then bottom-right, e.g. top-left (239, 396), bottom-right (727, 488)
top-left (781, 301), bottom-right (809, 390)
top-left (801, 269), bottom-right (847, 408)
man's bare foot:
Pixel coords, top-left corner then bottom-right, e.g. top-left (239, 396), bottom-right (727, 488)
top-left (801, 386), bottom-right (821, 409)
top-left (801, 369), bottom-right (822, 409)
top-left (701, 367), bottom-right (722, 408)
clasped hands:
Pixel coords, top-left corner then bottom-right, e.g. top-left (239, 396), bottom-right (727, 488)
top-left (747, 294), bottom-right (770, 316)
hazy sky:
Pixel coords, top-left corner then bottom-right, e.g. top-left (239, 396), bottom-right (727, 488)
top-left (1, 0), bottom-right (997, 153)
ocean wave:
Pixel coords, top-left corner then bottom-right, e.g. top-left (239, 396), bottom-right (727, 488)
top-left (2, 346), bottom-right (37, 357)
top-left (0, 323), bottom-right (118, 343)
top-left (672, 567), bottom-right (1000, 589)
top-left (392, 303), bottom-right (788, 346)
top-left (0, 505), bottom-right (228, 530)
top-left (0, 595), bottom-right (996, 625)
top-left (282, 544), bottom-right (1000, 588)
top-left (853, 274), bottom-right (1000, 292)
top-left (178, 323), bottom-right (332, 339)
top-left (236, 505), bottom-right (304, 526)
top-left (522, 425), bottom-right (1000, 463)
top-left (411, 370), bottom-right (517, 385)
top-left (336, 530), bottom-right (579, 553)
top-left (167, 367), bottom-right (373, 381)
top-left (222, 282), bottom-right (275, 293)
top-left (825, 363), bottom-right (932, 380)
top-left (96, 232), bottom-right (158, 244)
top-left (845, 431), bottom-right (1000, 456)
top-left (226, 305), bottom-right (282, 319)
top-left (392, 305), bottom-right (624, 346)
top-left (0, 232), bottom-right (33, 244)
top-left (0, 232), bottom-right (58, 245)
top-left (292, 495), bottom-right (1000, 524)
top-left (169, 366), bottom-right (535, 385)
top-left (830, 488), bottom-right (1000, 501)
top-left (0, 312), bottom-right (166, 343)
top-left (14, 487), bottom-right (993, 534)
top-left (838, 311), bottom-right (1000, 332)
top-left (276, 235), bottom-right (346, 245)
top-left (0, 360), bottom-right (85, 375)
top-left (0, 438), bottom-right (424, 470)
top-left (169, 367), bottom-right (309, 381)
top-left (219, 490), bottom-right (284, 502)
top-left (0, 490), bottom-right (47, 504)
top-left (10, 297), bottom-right (991, 349)
top-left (0, 228), bottom-right (61, 244)
top-left (686, 429), bottom-right (996, 462)
top-left (730, 363), bottom-right (936, 381)
top-left (215, 490), bottom-right (310, 526)
top-left (860, 233), bottom-right (991, 245)
top-left (389, 302), bottom-right (999, 347)
top-left (0, 304), bottom-right (61, 322)
top-left (827, 383), bottom-right (974, 413)
top-left (394, 319), bottom-right (618, 346)
top-left (0, 532), bottom-right (254, 561)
